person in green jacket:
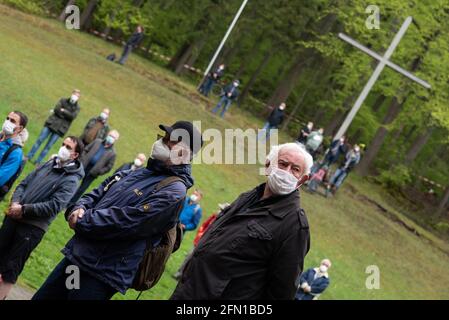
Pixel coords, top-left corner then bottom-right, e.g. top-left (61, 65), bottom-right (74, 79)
top-left (28, 89), bottom-right (81, 165)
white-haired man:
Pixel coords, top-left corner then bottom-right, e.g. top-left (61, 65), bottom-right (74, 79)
top-left (295, 259), bottom-right (332, 300)
top-left (171, 143), bottom-right (313, 300)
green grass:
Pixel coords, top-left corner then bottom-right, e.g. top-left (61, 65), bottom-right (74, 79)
top-left (1, 5), bottom-right (449, 300)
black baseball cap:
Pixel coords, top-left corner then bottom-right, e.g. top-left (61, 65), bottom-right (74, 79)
top-left (159, 121), bottom-right (203, 155)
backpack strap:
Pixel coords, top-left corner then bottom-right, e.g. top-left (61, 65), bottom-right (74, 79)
top-left (153, 176), bottom-right (184, 193)
top-left (1, 144), bottom-right (21, 166)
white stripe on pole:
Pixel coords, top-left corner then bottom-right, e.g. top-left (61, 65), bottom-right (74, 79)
top-left (198, 0), bottom-right (249, 88)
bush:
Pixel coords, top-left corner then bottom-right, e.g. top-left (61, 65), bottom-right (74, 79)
top-left (377, 164), bottom-right (413, 191)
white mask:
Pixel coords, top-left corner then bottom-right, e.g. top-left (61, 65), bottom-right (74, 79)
top-left (150, 139), bottom-right (171, 162)
top-left (190, 194), bottom-right (199, 203)
top-left (267, 167), bottom-right (299, 195)
top-left (70, 94), bottom-right (79, 104)
top-left (2, 120), bottom-right (16, 136)
top-left (58, 146), bottom-right (72, 162)
top-left (134, 158), bottom-right (143, 167)
top-left (319, 265), bottom-right (328, 273)
top-left (100, 112), bottom-right (109, 120)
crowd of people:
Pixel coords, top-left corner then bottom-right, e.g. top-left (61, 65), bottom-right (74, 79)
top-left (0, 61), bottom-right (364, 301)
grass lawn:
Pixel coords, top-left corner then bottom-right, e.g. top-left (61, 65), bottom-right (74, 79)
top-left (0, 5), bottom-right (448, 300)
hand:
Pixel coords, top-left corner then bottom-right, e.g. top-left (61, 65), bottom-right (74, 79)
top-left (304, 285), bottom-right (312, 293)
top-left (8, 203), bottom-right (23, 219)
top-left (180, 224), bottom-right (186, 230)
top-left (300, 282), bottom-right (309, 289)
top-left (68, 208), bottom-right (85, 229)
top-left (60, 108), bottom-right (65, 112)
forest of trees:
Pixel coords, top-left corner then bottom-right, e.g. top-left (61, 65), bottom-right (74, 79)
top-left (2, 0), bottom-right (449, 220)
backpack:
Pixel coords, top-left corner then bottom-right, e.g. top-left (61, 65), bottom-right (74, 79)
top-left (131, 176), bottom-right (185, 292)
top-left (106, 53), bottom-right (116, 61)
top-left (0, 144), bottom-right (23, 201)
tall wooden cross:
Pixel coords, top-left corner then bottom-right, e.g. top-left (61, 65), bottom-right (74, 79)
top-left (334, 16), bottom-right (431, 140)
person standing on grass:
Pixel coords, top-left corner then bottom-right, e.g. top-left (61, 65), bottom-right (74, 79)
top-left (258, 103), bottom-right (286, 141)
top-left (0, 136), bottom-right (84, 300)
top-left (199, 64), bottom-right (226, 97)
top-left (80, 108), bottom-right (111, 147)
top-left (27, 89), bottom-right (81, 165)
top-left (69, 130), bottom-right (120, 205)
top-left (297, 122), bottom-right (314, 145)
top-left (114, 153), bottom-right (147, 174)
top-left (0, 111), bottom-right (28, 199)
top-left (211, 80), bottom-right (240, 118)
top-left (321, 136), bottom-right (347, 168)
top-left (305, 128), bottom-right (324, 158)
top-left (118, 25), bottom-right (145, 65)
top-left (171, 143), bottom-right (313, 300)
top-left (326, 145), bottom-right (361, 196)
top-left (295, 259), bottom-right (331, 300)
top-left (32, 121), bottom-right (203, 300)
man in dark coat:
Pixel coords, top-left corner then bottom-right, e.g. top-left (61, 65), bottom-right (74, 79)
top-left (171, 142), bottom-right (313, 300)
top-left (28, 89), bottom-right (81, 165)
top-left (32, 121), bottom-right (203, 300)
top-left (199, 64), bottom-right (225, 97)
top-left (258, 103), bottom-right (286, 140)
top-left (297, 122), bottom-right (313, 144)
top-left (211, 80), bottom-right (240, 118)
top-left (79, 108), bottom-right (111, 146)
top-left (69, 130), bottom-right (119, 204)
top-left (0, 136), bottom-right (84, 299)
top-left (118, 25), bottom-right (144, 65)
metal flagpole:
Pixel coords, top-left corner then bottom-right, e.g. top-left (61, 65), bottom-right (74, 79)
top-left (197, 0), bottom-right (249, 89)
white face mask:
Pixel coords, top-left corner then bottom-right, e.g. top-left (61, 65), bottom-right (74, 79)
top-left (190, 194), bottom-right (199, 203)
top-left (267, 167), bottom-right (299, 195)
top-left (70, 94), bottom-right (79, 104)
top-left (319, 265), bottom-right (328, 273)
top-left (150, 139), bottom-right (171, 162)
top-left (58, 146), bottom-right (72, 162)
top-left (134, 158), bottom-right (143, 167)
top-left (2, 120), bottom-right (16, 136)
top-left (100, 112), bottom-right (108, 120)
top-left (105, 136), bottom-right (115, 145)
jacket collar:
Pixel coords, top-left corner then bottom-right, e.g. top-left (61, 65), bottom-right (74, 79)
top-left (235, 183), bottom-right (300, 219)
top-left (313, 268), bottom-right (329, 278)
top-left (146, 158), bottom-right (194, 189)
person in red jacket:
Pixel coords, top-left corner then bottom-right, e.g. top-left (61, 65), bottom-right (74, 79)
top-left (173, 203), bottom-right (229, 280)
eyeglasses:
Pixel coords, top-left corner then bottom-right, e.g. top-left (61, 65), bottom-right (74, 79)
top-left (62, 142), bottom-right (73, 151)
top-left (6, 116), bottom-right (18, 125)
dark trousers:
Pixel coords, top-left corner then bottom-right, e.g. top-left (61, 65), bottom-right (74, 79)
top-left (118, 45), bottom-right (133, 65)
top-left (32, 257), bottom-right (116, 300)
top-left (199, 77), bottom-right (216, 97)
top-left (0, 216), bottom-right (45, 284)
top-left (69, 174), bottom-right (96, 205)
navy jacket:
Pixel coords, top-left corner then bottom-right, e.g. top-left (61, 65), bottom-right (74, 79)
top-left (127, 31), bottom-right (144, 48)
top-left (222, 84), bottom-right (239, 100)
top-left (62, 159), bottom-right (193, 294)
top-left (295, 268), bottom-right (330, 300)
top-left (12, 158), bottom-right (85, 231)
top-left (267, 108), bottom-right (285, 127)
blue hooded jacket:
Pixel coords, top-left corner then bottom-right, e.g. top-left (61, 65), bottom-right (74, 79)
top-left (62, 159), bottom-right (194, 294)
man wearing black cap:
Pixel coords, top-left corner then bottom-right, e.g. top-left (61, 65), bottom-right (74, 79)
top-left (33, 121), bottom-right (203, 300)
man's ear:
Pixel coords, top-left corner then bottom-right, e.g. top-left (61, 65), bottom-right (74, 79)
top-left (297, 174), bottom-right (310, 188)
top-left (72, 152), bottom-right (79, 160)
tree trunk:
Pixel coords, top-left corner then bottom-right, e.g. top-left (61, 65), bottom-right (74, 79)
top-left (356, 97), bottom-right (405, 176)
top-left (80, 0), bottom-right (98, 30)
top-left (372, 94), bottom-right (386, 112)
top-left (58, 0), bottom-right (76, 22)
top-left (404, 127), bottom-right (434, 164)
top-left (436, 186), bottom-right (449, 217)
top-left (102, 11), bottom-right (116, 38)
top-left (181, 37), bottom-right (207, 75)
top-left (234, 34), bottom-right (264, 79)
top-left (238, 49), bottom-right (273, 105)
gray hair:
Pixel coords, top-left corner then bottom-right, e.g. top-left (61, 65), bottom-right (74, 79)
top-left (266, 143), bottom-right (314, 176)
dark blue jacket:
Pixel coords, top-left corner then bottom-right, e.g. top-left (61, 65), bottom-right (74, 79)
top-left (222, 84), bottom-right (239, 100)
top-left (62, 159), bottom-right (194, 294)
top-left (295, 268), bottom-right (330, 300)
top-left (12, 158), bottom-right (84, 231)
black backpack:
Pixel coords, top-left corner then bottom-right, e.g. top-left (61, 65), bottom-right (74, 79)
top-left (0, 144), bottom-right (23, 201)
